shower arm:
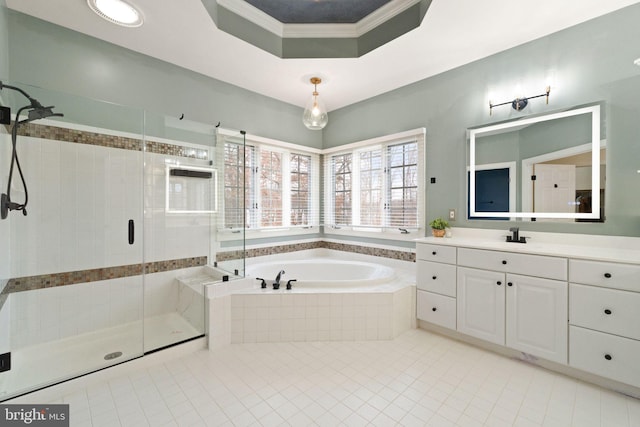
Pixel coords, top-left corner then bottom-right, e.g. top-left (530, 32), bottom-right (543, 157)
top-left (0, 81), bottom-right (43, 109)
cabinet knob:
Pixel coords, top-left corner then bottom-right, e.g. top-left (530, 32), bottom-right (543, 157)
top-left (497, 281), bottom-right (502, 286)
top-left (432, 276), bottom-right (437, 280)
top-left (502, 260), bottom-right (507, 265)
top-left (432, 307), bottom-right (437, 312)
top-left (604, 309), bottom-right (612, 315)
top-left (604, 354), bottom-right (612, 361)
top-left (604, 272), bottom-right (612, 278)
top-left (507, 282), bottom-right (513, 287)
top-left (432, 251), bottom-right (437, 255)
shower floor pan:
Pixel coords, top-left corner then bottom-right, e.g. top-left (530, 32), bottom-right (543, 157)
top-left (0, 312), bottom-right (200, 401)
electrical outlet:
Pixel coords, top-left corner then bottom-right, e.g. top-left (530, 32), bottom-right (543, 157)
top-left (448, 209), bottom-right (456, 221)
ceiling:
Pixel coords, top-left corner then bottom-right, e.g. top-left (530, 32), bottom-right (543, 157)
top-left (243, 0), bottom-right (391, 24)
top-left (5, 0), bottom-right (640, 112)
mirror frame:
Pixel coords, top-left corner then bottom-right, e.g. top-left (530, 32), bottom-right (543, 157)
top-left (468, 104), bottom-right (601, 219)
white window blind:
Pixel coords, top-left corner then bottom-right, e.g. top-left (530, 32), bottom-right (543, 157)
top-left (324, 129), bottom-right (425, 231)
top-left (290, 153), bottom-right (312, 226)
top-left (221, 137), bottom-right (319, 233)
top-left (223, 142), bottom-right (255, 229)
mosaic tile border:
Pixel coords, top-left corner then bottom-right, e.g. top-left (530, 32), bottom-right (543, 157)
top-left (5, 121), bottom-right (208, 160)
top-left (215, 241), bottom-right (415, 263)
top-left (0, 256), bottom-right (207, 297)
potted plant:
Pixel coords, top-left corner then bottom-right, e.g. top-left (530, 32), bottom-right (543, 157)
top-left (429, 217), bottom-right (449, 237)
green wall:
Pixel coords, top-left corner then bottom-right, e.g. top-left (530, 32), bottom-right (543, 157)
top-left (4, 4), bottom-right (640, 239)
top-left (323, 4), bottom-right (640, 237)
top-left (4, 10), bottom-right (322, 150)
top-left (0, 1), bottom-right (8, 79)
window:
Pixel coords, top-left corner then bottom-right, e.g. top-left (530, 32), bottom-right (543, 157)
top-left (332, 153), bottom-right (352, 226)
top-left (388, 142), bottom-right (419, 227)
top-left (324, 129), bottom-right (425, 235)
top-left (221, 136), bottom-right (319, 235)
top-left (290, 153), bottom-right (312, 226)
top-left (259, 149), bottom-right (282, 227)
top-left (223, 142), bottom-right (253, 229)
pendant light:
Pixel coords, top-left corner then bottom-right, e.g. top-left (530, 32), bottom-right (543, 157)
top-left (302, 77), bottom-right (328, 130)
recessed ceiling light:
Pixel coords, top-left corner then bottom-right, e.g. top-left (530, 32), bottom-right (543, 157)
top-left (634, 58), bottom-right (640, 67)
top-left (87, 0), bottom-right (143, 27)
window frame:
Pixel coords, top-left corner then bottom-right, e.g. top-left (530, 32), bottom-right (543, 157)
top-left (218, 131), bottom-right (321, 241)
top-left (323, 128), bottom-right (426, 240)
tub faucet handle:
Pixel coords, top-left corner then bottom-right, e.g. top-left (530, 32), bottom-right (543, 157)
top-left (256, 277), bottom-right (267, 289)
top-left (286, 279), bottom-right (297, 290)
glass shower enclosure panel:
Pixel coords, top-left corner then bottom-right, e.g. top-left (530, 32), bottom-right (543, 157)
top-left (216, 130), bottom-right (246, 278)
top-left (142, 113), bottom-right (220, 352)
top-left (0, 82), bottom-right (145, 400)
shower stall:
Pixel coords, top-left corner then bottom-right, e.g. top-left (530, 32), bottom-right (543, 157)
top-left (0, 81), bottom-right (244, 400)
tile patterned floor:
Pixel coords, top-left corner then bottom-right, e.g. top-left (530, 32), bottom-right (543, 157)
top-left (38, 329), bottom-right (640, 426)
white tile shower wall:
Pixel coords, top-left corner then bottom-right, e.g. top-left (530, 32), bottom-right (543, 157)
top-left (143, 152), bottom-right (211, 264)
top-left (9, 277), bottom-right (143, 349)
top-left (9, 136), bottom-right (143, 277)
top-left (229, 289), bottom-right (414, 344)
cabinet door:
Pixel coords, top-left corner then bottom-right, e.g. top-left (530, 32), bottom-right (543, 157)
top-left (506, 274), bottom-right (568, 364)
top-left (457, 267), bottom-right (505, 345)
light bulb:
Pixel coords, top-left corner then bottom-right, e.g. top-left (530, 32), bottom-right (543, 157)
top-left (303, 93), bottom-right (328, 130)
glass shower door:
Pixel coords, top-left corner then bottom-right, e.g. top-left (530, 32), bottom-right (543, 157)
top-left (0, 82), bottom-right (145, 400)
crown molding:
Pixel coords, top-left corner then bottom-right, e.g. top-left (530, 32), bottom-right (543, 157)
top-left (218, 0), bottom-right (421, 39)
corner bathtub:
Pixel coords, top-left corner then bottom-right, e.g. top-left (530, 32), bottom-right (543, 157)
top-left (245, 259), bottom-right (396, 288)
top-left (215, 250), bottom-right (416, 345)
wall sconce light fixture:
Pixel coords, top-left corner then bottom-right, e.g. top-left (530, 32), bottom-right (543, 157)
top-left (489, 86), bottom-right (551, 115)
top-left (302, 77), bottom-right (328, 130)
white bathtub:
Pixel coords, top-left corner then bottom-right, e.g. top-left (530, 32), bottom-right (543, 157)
top-left (245, 259), bottom-right (396, 288)
top-left (208, 249), bottom-right (416, 345)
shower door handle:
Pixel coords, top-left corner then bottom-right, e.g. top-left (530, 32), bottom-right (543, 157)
top-left (128, 219), bottom-right (134, 245)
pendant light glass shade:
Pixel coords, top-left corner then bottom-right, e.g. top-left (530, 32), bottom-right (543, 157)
top-left (302, 77), bottom-right (328, 130)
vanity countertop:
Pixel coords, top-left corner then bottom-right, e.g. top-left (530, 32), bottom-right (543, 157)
top-left (415, 236), bottom-right (640, 265)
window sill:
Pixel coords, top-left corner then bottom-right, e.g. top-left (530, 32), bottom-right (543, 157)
top-left (217, 226), bottom-right (320, 242)
top-left (323, 226), bottom-right (423, 242)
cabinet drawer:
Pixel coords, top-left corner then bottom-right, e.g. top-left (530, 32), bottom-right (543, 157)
top-left (417, 261), bottom-right (456, 297)
top-left (569, 326), bottom-right (640, 388)
top-left (569, 259), bottom-right (640, 292)
top-left (416, 243), bottom-right (456, 264)
top-left (417, 290), bottom-right (456, 330)
top-left (458, 247), bottom-right (567, 281)
top-left (570, 284), bottom-right (640, 340)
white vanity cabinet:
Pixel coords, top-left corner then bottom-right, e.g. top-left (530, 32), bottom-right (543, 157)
top-left (417, 243), bottom-right (569, 365)
top-left (416, 237), bottom-right (640, 393)
top-left (416, 243), bottom-right (457, 329)
top-left (456, 263), bottom-right (568, 364)
top-left (569, 259), bottom-right (640, 388)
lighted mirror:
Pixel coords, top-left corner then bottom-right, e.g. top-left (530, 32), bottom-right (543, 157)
top-left (166, 165), bottom-right (218, 214)
top-left (468, 104), bottom-right (604, 221)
